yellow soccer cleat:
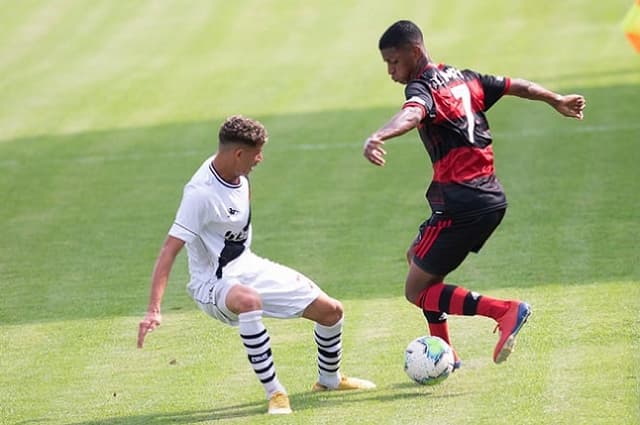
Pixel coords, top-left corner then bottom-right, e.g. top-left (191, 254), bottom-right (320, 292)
top-left (311, 374), bottom-right (376, 392)
top-left (267, 391), bottom-right (292, 415)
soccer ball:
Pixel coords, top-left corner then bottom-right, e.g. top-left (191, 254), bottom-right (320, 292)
top-left (404, 336), bottom-right (455, 385)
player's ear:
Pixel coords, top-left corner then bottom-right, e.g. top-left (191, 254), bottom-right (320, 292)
top-left (410, 43), bottom-right (422, 60)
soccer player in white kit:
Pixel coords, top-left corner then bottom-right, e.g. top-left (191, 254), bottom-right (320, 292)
top-left (137, 115), bottom-right (375, 414)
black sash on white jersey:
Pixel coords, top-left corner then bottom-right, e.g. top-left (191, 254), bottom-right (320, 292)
top-left (215, 209), bottom-right (251, 279)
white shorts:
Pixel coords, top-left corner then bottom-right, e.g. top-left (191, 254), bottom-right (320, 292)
top-left (188, 252), bottom-right (323, 326)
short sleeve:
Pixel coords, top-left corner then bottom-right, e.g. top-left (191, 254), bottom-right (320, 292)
top-left (404, 80), bottom-right (435, 120)
top-left (168, 186), bottom-right (213, 243)
top-left (466, 70), bottom-right (510, 111)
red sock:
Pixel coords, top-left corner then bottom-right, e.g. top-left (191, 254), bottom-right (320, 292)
top-left (423, 310), bottom-right (451, 344)
top-left (423, 310), bottom-right (460, 362)
top-left (416, 282), bottom-right (510, 320)
top-left (476, 295), bottom-right (510, 320)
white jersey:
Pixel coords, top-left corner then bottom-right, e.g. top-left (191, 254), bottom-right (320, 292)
top-left (169, 156), bottom-right (253, 292)
top-left (167, 155), bottom-right (323, 326)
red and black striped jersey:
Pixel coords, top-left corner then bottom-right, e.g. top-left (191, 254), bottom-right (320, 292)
top-left (403, 63), bottom-right (510, 217)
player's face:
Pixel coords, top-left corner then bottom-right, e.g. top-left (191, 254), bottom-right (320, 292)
top-left (237, 144), bottom-right (264, 175)
top-left (381, 46), bottom-right (418, 85)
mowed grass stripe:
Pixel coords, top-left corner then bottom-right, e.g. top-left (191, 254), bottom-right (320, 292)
top-left (0, 2), bottom-right (124, 111)
top-left (0, 1), bottom-right (72, 73)
top-left (0, 1), bottom-right (231, 138)
top-left (1, 0), bottom-right (635, 141)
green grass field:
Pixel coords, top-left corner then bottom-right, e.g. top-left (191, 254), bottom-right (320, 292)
top-left (1, 1), bottom-right (639, 424)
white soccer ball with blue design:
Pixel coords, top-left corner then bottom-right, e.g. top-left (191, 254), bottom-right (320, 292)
top-left (404, 336), bottom-right (455, 385)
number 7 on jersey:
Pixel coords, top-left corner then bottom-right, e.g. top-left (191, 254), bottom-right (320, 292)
top-left (451, 84), bottom-right (475, 145)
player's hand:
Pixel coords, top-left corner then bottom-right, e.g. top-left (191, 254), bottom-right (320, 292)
top-left (363, 136), bottom-right (387, 166)
top-left (137, 311), bottom-right (162, 348)
top-left (555, 94), bottom-right (586, 120)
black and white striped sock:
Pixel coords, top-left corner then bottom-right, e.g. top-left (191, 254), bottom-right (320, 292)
top-left (239, 310), bottom-right (284, 398)
top-left (314, 318), bottom-right (343, 388)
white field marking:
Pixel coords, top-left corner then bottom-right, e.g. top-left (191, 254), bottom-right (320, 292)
top-left (0, 122), bottom-right (637, 169)
top-left (0, 149), bottom-right (205, 168)
top-left (500, 123), bottom-right (640, 139)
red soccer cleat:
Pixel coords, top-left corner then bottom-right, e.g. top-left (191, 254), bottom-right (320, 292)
top-left (493, 301), bottom-right (532, 363)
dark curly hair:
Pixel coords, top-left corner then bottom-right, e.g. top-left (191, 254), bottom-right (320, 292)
top-left (218, 115), bottom-right (268, 147)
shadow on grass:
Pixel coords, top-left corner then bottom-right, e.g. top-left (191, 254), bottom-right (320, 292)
top-left (1, 84), bottom-right (638, 326)
top-left (52, 385), bottom-right (465, 425)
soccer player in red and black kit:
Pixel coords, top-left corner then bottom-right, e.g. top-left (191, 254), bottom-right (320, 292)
top-left (363, 20), bottom-right (585, 366)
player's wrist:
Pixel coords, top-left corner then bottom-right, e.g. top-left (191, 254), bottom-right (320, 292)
top-left (548, 93), bottom-right (563, 107)
top-left (364, 135), bottom-right (381, 149)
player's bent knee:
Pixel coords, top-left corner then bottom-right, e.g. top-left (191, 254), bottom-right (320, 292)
top-left (330, 299), bottom-right (344, 322)
top-left (320, 299), bottom-right (344, 325)
top-left (303, 296), bottom-right (343, 326)
top-left (406, 248), bottom-right (415, 265)
top-left (404, 288), bottom-right (420, 306)
top-left (404, 264), bottom-right (444, 306)
top-left (226, 285), bottom-right (262, 314)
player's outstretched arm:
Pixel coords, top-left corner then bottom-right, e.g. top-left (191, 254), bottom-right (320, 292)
top-left (506, 78), bottom-right (586, 120)
top-left (137, 235), bottom-right (185, 348)
top-left (363, 106), bottom-right (423, 166)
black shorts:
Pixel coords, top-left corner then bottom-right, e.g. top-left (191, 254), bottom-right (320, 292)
top-left (411, 209), bottom-right (506, 277)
